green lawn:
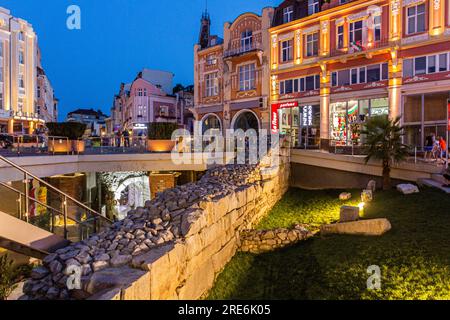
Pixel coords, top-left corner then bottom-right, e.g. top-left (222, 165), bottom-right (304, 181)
top-left (207, 187), bottom-right (450, 300)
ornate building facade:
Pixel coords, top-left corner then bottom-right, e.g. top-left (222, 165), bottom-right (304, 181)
top-left (110, 69), bottom-right (194, 135)
top-left (270, 0), bottom-right (450, 150)
top-left (193, 8), bottom-right (274, 133)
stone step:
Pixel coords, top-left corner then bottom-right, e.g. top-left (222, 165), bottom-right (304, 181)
top-left (419, 178), bottom-right (450, 194)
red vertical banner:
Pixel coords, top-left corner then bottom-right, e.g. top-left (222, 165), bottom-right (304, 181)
top-left (271, 104), bottom-right (280, 134)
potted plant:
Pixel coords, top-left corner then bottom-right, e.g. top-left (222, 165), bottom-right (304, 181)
top-left (46, 122), bottom-right (87, 154)
top-left (147, 122), bottom-right (179, 152)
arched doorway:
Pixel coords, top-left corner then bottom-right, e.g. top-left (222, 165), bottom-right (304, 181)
top-left (201, 113), bottom-right (222, 134)
top-left (231, 110), bottom-right (260, 132)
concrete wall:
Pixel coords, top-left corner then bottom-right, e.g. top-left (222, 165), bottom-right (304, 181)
top-left (90, 155), bottom-right (290, 300)
top-left (291, 149), bottom-right (442, 185)
top-left (290, 163), bottom-right (408, 190)
top-left (0, 154), bottom-right (214, 183)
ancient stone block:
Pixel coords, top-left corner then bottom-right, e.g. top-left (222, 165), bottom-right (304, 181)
top-left (339, 192), bottom-right (352, 201)
top-left (320, 219), bottom-right (392, 236)
top-left (340, 206), bottom-right (360, 223)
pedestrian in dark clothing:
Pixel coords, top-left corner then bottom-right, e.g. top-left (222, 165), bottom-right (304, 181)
top-left (123, 130), bottom-right (130, 147)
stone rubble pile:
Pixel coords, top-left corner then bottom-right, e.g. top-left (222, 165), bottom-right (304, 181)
top-left (239, 225), bottom-right (313, 254)
top-left (23, 164), bottom-right (264, 300)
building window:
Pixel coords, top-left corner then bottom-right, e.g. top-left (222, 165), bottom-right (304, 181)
top-left (414, 56), bottom-right (427, 75)
top-left (337, 25), bottom-right (344, 49)
top-left (18, 98), bottom-right (23, 112)
top-left (144, 88), bottom-right (147, 96)
top-left (241, 29), bottom-right (253, 51)
top-left (439, 53), bottom-right (448, 72)
top-left (283, 6), bottom-right (294, 23)
top-left (428, 55), bottom-right (436, 73)
top-left (0, 42), bottom-right (3, 57)
top-left (406, 3), bottom-right (426, 35)
top-left (308, 0), bottom-right (320, 15)
top-left (206, 54), bottom-right (217, 66)
top-left (0, 93), bottom-right (3, 110)
top-left (338, 70), bottom-right (351, 86)
top-left (239, 63), bottom-right (256, 91)
top-left (280, 75), bottom-right (320, 94)
top-left (19, 74), bottom-right (24, 88)
top-left (305, 32), bottom-right (319, 57)
top-left (331, 63), bottom-right (388, 87)
top-left (403, 59), bottom-right (414, 78)
top-left (205, 72), bottom-right (219, 97)
top-left (137, 88), bottom-right (143, 96)
top-left (279, 79), bottom-right (293, 94)
top-left (367, 66), bottom-right (380, 83)
top-left (137, 105), bottom-right (144, 117)
top-left (374, 15), bottom-right (381, 41)
top-left (349, 20), bottom-right (363, 45)
top-left (18, 31), bottom-right (24, 42)
top-left (403, 53), bottom-right (450, 77)
top-left (305, 75), bottom-right (320, 91)
top-left (37, 86), bottom-right (41, 98)
top-left (280, 39), bottom-right (293, 62)
top-left (351, 68), bottom-right (358, 84)
top-left (19, 50), bottom-right (24, 64)
top-left (159, 106), bottom-right (169, 117)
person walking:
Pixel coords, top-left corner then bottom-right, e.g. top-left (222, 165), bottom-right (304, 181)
top-left (116, 131), bottom-right (122, 147)
top-left (123, 129), bottom-right (130, 148)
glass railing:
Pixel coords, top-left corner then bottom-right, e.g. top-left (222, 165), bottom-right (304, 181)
top-left (0, 155), bottom-right (112, 242)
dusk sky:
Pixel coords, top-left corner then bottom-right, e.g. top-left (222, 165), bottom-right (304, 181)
top-left (1, 0), bottom-right (277, 120)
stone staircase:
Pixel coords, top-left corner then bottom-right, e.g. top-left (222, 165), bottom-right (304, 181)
top-left (418, 174), bottom-right (450, 194)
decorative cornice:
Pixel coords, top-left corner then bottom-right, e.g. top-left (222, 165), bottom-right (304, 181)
top-left (304, 90), bottom-right (320, 96)
top-left (403, 0), bottom-right (426, 7)
top-left (404, 75), bottom-right (429, 83)
top-left (334, 86), bottom-right (352, 92)
top-left (363, 82), bottom-right (386, 89)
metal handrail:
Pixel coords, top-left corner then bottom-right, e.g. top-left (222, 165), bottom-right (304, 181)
top-left (0, 154), bottom-right (112, 240)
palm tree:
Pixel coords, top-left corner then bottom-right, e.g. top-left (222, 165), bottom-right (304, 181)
top-left (362, 115), bottom-right (410, 190)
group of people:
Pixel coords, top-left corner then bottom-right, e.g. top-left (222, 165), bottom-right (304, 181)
top-left (114, 130), bottom-right (146, 148)
top-left (114, 130), bottom-right (131, 148)
top-left (424, 133), bottom-right (447, 164)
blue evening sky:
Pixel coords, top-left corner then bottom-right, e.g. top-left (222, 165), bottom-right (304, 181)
top-left (1, 0), bottom-right (277, 120)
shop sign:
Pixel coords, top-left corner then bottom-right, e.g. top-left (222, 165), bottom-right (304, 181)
top-left (271, 104), bottom-right (279, 134)
top-left (271, 101), bottom-right (299, 133)
top-left (302, 106), bottom-right (313, 127)
top-left (133, 124), bottom-right (147, 130)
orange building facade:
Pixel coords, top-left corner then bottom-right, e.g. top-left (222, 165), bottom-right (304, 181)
top-left (193, 8), bottom-right (274, 133)
top-left (270, 0), bottom-right (450, 150)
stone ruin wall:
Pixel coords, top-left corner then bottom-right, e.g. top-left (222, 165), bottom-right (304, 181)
top-left (24, 150), bottom-right (290, 300)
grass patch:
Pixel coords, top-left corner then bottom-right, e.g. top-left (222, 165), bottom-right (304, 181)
top-left (208, 187), bottom-right (450, 300)
top-left (256, 189), bottom-right (361, 230)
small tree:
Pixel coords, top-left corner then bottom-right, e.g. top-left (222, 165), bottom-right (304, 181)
top-left (362, 115), bottom-right (410, 190)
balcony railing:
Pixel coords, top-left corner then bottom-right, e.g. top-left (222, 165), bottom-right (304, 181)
top-left (329, 38), bottom-right (390, 58)
top-left (224, 42), bottom-right (263, 58)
